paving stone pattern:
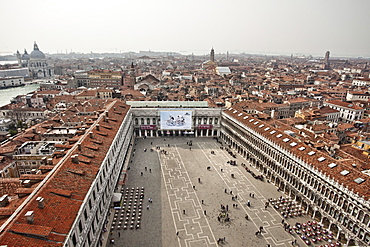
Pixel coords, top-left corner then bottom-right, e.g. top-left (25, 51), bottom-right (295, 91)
top-left (104, 137), bottom-right (312, 247)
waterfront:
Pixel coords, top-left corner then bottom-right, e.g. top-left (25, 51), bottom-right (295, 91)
top-left (0, 83), bottom-right (39, 107)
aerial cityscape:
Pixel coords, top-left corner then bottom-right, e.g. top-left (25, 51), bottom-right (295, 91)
top-left (0, 1), bottom-right (370, 247)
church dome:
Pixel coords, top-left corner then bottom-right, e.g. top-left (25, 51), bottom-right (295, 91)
top-left (21, 49), bottom-right (30, 60)
top-left (30, 42), bottom-right (46, 59)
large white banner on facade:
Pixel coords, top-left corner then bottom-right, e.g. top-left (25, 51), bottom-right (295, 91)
top-left (160, 110), bottom-right (192, 130)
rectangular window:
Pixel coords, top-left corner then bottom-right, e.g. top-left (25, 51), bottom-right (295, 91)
top-left (78, 221), bottom-right (83, 232)
top-left (215, 118), bottom-right (218, 124)
top-left (84, 209), bottom-right (88, 220)
top-left (87, 230), bottom-right (91, 245)
top-left (72, 234), bottom-right (77, 245)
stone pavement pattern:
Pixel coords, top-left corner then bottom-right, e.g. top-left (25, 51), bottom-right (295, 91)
top-left (105, 137), bottom-right (311, 247)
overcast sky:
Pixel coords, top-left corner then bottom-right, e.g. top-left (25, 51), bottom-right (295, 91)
top-left (1, 0), bottom-right (370, 57)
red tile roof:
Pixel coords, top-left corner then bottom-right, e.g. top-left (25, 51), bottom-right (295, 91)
top-left (224, 105), bottom-right (370, 200)
top-left (0, 100), bottom-right (130, 246)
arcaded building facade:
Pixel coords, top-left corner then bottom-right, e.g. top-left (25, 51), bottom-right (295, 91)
top-left (0, 101), bottom-right (368, 246)
top-left (220, 107), bottom-right (370, 246)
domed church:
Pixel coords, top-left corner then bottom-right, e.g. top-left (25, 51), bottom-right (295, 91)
top-left (16, 42), bottom-right (54, 79)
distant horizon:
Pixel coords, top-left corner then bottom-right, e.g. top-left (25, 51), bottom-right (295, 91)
top-left (2, 0), bottom-right (370, 61)
top-left (1, 49), bottom-right (369, 60)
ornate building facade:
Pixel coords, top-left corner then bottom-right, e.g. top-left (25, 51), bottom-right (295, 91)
top-left (16, 42), bottom-right (54, 79)
top-left (220, 106), bottom-right (370, 246)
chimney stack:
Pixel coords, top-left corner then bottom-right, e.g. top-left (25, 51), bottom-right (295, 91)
top-left (47, 158), bottom-right (53, 165)
top-left (89, 132), bottom-right (93, 139)
top-left (72, 154), bottom-right (79, 164)
top-left (0, 195), bottom-right (9, 207)
top-left (96, 124), bottom-right (100, 131)
top-left (41, 157), bottom-right (47, 165)
top-left (77, 143), bottom-right (82, 151)
top-left (25, 211), bottom-right (34, 224)
top-left (36, 197), bottom-right (45, 209)
top-left (23, 180), bottom-right (31, 188)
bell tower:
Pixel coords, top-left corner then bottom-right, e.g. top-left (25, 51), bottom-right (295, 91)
top-left (129, 62), bottom-right (136, 88)
top-left (210, 48), bottom-right (215, 62)
top-left (324, 51), bottom-right (330, 70)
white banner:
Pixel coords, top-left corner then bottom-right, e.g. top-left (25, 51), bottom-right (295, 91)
top-left (160, 110), bottom-right (192, 130)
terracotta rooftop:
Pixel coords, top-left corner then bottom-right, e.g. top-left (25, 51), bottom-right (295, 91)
top-left (225, 105), bottom-right (370, 200)
top-left (0, 100), bottom-right (130, 246)
top-left (325, 100), bottom-right (364, 110)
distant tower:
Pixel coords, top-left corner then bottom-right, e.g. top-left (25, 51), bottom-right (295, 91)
top-left (129, 62), bottom-right (136, 88)
top-left (16, 50), bottom-right (21, 66)
top-left (210, 48), bottom-right (215, 62)
top-left (324, 51), bottom-right (330, 69)
top-left (226, 51), bottom-right (229, 61)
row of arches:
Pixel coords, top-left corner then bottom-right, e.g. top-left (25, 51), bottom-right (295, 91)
top-left (220, 116), bottom-right (370, 246)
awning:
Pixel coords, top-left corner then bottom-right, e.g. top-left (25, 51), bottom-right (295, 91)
top-left (113, 193), bottom-right (122, 203)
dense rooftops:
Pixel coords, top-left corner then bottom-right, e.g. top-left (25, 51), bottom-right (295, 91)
top-left (126, 101), bottom-right (209, 108)
top-left (0, 100), bottom-right (130, 246)
top-left (224, 106), bottom-right (370, 200)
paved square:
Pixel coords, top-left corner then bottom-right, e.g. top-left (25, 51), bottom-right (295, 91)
top-left (104, 137), bottom-right (312, 247)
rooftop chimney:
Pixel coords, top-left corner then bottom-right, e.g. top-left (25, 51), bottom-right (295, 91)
top-left (89, 132), bottom-right (93, 139)
top-left (0, 195), bottom-right (9, 207)
top-left (25, 211), bottom-right (34, 224)
top-left (36, 197), bottom-right (45, 209)
top-left (23, 180), bottom-right (31, 188)
top-left (47, 158), bottom-right (53, 165)
top-left (41, 157), bottom-right (47, 165)
top-left (96, 124), bottom-right (100, 131)
top-left (77, 143), bottom-right (82, 151)
top-left (72, 154), bottom-right (79, 164)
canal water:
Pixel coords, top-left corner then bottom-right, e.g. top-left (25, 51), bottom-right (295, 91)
top-left (0, 83), bottom-right (40, 107)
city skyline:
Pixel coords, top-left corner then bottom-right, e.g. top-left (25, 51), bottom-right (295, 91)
top-left (1, 0), bottom-right (370, 58)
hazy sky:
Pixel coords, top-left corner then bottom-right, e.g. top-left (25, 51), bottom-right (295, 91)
top-left (1, 0), bottom-right (370, 57)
